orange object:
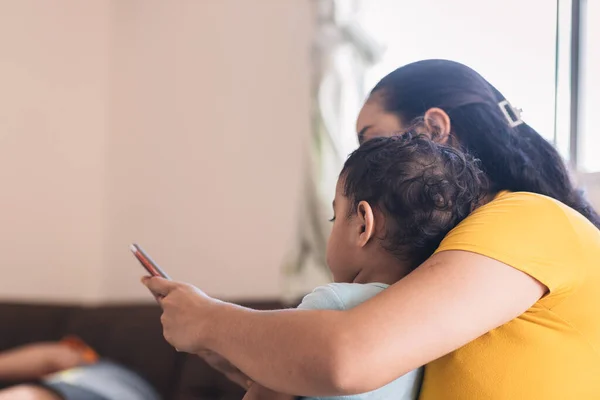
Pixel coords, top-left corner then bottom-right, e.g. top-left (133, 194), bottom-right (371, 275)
top-left (60, 335), bottom-right (100, 364)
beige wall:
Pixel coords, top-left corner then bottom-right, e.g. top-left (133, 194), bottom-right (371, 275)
top-left (0, 0), bottom-right (312, 303)
top-left (0, 1), bottom-right (110, 302)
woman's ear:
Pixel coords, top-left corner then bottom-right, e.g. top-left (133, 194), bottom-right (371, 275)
top-left (424, 107), bottom-right (452, 143)
top-left (356, 201), bottom-right (375, 247)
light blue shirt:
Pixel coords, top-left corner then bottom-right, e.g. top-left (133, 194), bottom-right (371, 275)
top-left (297, 283), bottom-right (423, 400)
top-left (43, 360), bottom-right (160, 400)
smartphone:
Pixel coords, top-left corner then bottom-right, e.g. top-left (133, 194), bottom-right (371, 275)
top-left (130, 243), bottom-right (171, 279)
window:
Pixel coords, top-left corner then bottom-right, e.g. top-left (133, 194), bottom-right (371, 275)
top-left (579, 0), bottom-right (600, 172)
top-left (358, 0), bottom-right (561, 144)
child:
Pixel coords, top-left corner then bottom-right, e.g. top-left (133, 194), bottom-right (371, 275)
top-left (243, 132), bottom-right (487, 400)
top-left (0, 339), bottom-right (160, 400)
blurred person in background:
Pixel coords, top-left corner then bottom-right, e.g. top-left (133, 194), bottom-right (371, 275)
top-left (0, 338), bottom-right (159, 400)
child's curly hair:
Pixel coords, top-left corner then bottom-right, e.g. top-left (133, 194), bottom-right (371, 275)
top-left (341, 132), bottom-right (488, 270)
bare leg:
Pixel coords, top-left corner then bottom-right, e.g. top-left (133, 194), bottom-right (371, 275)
top-left (0, 385), bottom-right (62, 400)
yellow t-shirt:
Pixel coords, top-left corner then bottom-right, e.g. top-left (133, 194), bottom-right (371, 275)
top-left (419, 191), bottom-right (600, 400)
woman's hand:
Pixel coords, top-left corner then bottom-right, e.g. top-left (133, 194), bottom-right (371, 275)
top-left (0, 342), bottom-right (88, 381)
top-left (143, 277), bottom-right (253, 388)
top-left (142, 276), bottom-right (220, 354)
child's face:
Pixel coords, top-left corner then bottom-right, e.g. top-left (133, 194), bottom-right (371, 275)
top-left (326, 178), bottom-right (374, 283)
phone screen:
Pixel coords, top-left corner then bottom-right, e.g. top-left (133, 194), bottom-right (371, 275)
top-left (130, 243), bottom-right (171, 280)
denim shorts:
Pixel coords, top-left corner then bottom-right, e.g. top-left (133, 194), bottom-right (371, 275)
top-left (40, 360), bottom-right (160, 400)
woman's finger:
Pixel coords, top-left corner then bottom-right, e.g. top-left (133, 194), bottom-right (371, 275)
top-left (141, 276), bottom-right (177, 297)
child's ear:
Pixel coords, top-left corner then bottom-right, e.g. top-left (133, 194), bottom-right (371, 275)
top-left (356, 201), bottom-right (375, 247)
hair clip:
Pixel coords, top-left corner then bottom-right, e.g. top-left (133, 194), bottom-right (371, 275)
top-left (498, 100), bottom-right (524, 128)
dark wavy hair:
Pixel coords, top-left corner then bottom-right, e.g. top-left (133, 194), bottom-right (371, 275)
top-left (341, 133), bottom-right (488, 269)
top-left (370, 59), bottom-right (600, 229)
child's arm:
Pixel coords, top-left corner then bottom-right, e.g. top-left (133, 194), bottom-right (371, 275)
top-left (0, 342), bottom-right (86, 381)
top-left (197, 349), bottom-right (253, 389)
top-left (243, 383), bottom-right (297, 400)
top-left (198, 350), bottom-right (294, 399)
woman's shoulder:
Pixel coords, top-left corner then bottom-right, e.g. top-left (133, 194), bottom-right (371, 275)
top-left (481, 190), bottom-right (572, 214)
top-left (459, 190), bottom-right (593, 235)
top-left (438, 190), bottom-right (596, 257)
top-left (436, 191), bottom-right (600, 300)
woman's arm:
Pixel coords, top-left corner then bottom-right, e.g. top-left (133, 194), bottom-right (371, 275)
top-left (146, 250), bottom-right (545, 396)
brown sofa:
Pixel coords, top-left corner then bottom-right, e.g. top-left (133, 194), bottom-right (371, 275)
top-left (0, 301), bottom-right (283, 400)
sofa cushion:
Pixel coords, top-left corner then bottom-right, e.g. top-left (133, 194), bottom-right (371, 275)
top-left (0, 300), bottom-right (289, 399)
top-left (0, 303), bottom-right (74, 351)
top-left (62, 304), bottom-right (182, 398)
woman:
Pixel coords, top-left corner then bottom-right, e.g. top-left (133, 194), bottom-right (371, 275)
top-left (144, 60), bottom-right (600, 399)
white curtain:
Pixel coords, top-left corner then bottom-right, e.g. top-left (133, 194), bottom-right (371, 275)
top-left (281, 0), bottom-right (383, 301)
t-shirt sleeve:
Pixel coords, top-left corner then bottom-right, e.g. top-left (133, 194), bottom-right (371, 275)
top-left (297, 285), bottom-right (347, 311)
top-left (435, 192), bottom-right (586, 306)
